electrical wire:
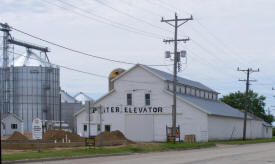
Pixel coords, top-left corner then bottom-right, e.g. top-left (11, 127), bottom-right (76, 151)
top-left (93, 0), bottom-right (169, 33)
top-left (194, 20), bottom-right (247, 63)
top-left (188, 24), bottom-right (246, 66)
top-left (120, 0), bottom-right (163, 17)
top-left (9, 25), bottom-right (171, 67)
top-left (7, 50), bottom-right (161, 84)
top-left (45, 0), bottom-right (165, 39)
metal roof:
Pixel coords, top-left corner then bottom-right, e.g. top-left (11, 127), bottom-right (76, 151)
top-left (60, 90), bottom-right (77, 103)
top-left (6, 49), bottom-right (54, 67)
top-left (176, 93), bottom-right (251, 119)
top-left (262, 121), bottom-right (273, 127)
top-left (141, 65), bottom-right (217, 93)
top-left (74, 92), bottom-right (94, 105)
top-left (1, 113), bottom-right (23, 122)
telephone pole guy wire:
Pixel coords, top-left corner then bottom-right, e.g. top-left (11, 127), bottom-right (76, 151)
top-left (161, 13), bottom-right (193, 141)
top-left (238, 67), bottom-right (259, 140)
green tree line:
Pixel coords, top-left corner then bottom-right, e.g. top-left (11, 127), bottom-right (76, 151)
top-left (220, 90), bottom-right (274, 124)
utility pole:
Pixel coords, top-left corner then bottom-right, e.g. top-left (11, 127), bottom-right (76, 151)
top-left (238, 67), bottom-right (259, 140)
top-left (99, 105), bottom-right (103, 148)
top-left (0, 23), bottom-right (11, 164)
top-left (88, 101), bottom-right (91, 139)
top-left (161, 13), bottom-right (192, 140)
top-left (59, 93), bottom-right (62, 130)
top-left (0, 23), bottom-right (11, 115)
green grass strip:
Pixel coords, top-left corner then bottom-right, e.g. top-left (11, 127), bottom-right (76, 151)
top-left (216, 137), bottom-right (275, 145)
top-left (2, 142), bottom-right (215, 161)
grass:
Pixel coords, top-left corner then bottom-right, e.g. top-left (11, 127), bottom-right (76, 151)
top-left (215, 136), bottom-right (275, 145)
top-left (3, 137), bottom-right (275, 161)
top-left (2, 142), bottom-right (215, 161)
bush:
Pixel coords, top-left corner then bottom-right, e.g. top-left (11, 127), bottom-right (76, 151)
top-left (273, 128), bottom-right (275, 136)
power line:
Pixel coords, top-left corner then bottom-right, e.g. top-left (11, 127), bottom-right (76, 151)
top-left (188, 23), bottom-right (246, 66)
top-left (237, 67), bottom-right (259, 140)
top-left (48, 0), bottom-right (165, 39)
top-left (9, 25), bottom-right (170, 67)
top-left (162, 13), bottom-right (192, 141)
top-left (8, 50), bottom-right (107, 78)
top-left (93, 0), bottom-right (169, 33)
top-left (118, 0), bottom-right (248, 70)
top-left (186, 48), bottom-right (238, 79)
top-left (195, 20), bottom-right (247, 63)
top-left (7, 50), bottom-right (161, 84)
top-left (120, 0), bottom-right (163, 17)
top-left (190, 39), bottom-right (233, 66)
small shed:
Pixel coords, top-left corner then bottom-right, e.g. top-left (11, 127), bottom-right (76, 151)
top-left (1, 114), bottom-right (24, 136)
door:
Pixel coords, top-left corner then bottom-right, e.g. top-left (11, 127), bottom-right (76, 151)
top-left (125, 115), bottom-right (154, 142)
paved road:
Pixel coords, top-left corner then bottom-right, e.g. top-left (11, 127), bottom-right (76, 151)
top-left (31, 142), bottom-right (275, 164)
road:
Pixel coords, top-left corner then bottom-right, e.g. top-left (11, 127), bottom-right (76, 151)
top-left (31, 142), bottom-right (275, 164)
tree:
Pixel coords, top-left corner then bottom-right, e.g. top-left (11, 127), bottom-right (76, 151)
top-left (220, 90), bottom-right (274, 124)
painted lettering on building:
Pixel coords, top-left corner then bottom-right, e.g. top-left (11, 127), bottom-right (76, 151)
top-left (92, 106), bottom-right (164, 114)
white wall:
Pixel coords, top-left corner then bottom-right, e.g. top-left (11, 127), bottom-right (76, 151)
top-left (76, 65), bottom-right (272, 141)
top-left (208, 115), bottom-right (271, 140)
top-left (2, 116), bottom-right (23, 136)
top-left (88, 66), bottom-right (208, 142)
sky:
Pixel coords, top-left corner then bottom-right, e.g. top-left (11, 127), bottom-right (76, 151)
top-left (1, 0), bottom-right (275, 121)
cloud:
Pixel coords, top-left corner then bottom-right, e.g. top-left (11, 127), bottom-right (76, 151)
top-left (2, 0), bottom-right (275, 117)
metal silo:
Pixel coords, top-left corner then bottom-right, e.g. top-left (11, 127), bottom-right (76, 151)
top-left (0, 51), bottom-right (60, 132)
top-left (0, 23), bottom-right (60, 132)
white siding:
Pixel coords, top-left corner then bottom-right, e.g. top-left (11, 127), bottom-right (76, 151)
top-left (2, 115), bottom-right (23, 136)
top-left (208, 115), bottom-right (271, 140)
top-left (91, 66), bottom-right (208, 142)
top-left (75, 65), bottom-right (271, 142)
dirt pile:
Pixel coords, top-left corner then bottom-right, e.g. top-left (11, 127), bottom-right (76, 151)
top-left (7, 131), bottom-right (28, 141)
top-left (43, 130), bottom-right (84, 142)
top-left (23, 132), bottom-right (33, 140)
top-left (95, 130), bottom-right (134, 146)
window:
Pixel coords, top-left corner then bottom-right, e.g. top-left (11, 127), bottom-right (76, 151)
top-left (196, 90), bottom-right (200, 97)
top-left (183, 86), bottom-right (186, 94)
top-left (97, 124), bottom-right (101, 132)
top-left (200, 91), bottom-right (204, 98)
top-left (127, 93), bottom-right (132, 105)
top-left (205, 92), bottom-right (208, 99)
top-left (105, 125), bottom-right (111, 132)
top-left (83, 125), bottom-right (87, 131)
top-left (11, 124), bottom-right (17, 129)
top-left (191, 88), bottom-right (195, 96)
top-left (186, 87), bottom-right (191, 94)
top-left (177, 86), bottom-right (181, 93)
top-left (145, 93), bottom-right (150, 106)
top-left (213, 94), bottom-right (217, 100)
top-left (266, 128), bottom-right (268, 133)
top-left (209, 93), bottom-right (213, 99)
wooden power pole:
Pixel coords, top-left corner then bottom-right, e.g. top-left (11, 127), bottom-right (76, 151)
top-left (238, 67), bottom-right (259, 140)
top-left (161, 13), bottom-right (192, 140)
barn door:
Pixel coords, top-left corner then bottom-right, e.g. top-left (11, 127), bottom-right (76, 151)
top-left (125, 115), bottom-right (154, 142)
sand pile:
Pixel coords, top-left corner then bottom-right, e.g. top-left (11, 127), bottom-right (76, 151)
top-left (43, 130), bottom-right (84, 142)
top-left (7, 131), bottom-right (28, 141)
top-left (23, 132), bottom-right (33, 140)
top-left (95, 130), bottom-right (134, 146)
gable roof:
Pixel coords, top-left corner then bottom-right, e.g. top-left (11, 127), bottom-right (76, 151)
top-left (60, 90), bottom-right (77, 103)
top-left (111, 64), bottom-right (217, 93)
top-left (1, 113), bottom-right (23, 122)
top-left (74, 92), bottom-right (94, 105)
top-left (173, 92), bottom-right (252, 119)
top-left (74, 108), bottom-right (86, 117)
top-left (141, 65), bottom-right (217, 93)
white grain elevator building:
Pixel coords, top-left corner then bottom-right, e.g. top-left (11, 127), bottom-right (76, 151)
top-left (75, 64), bottom-right (272, 141)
